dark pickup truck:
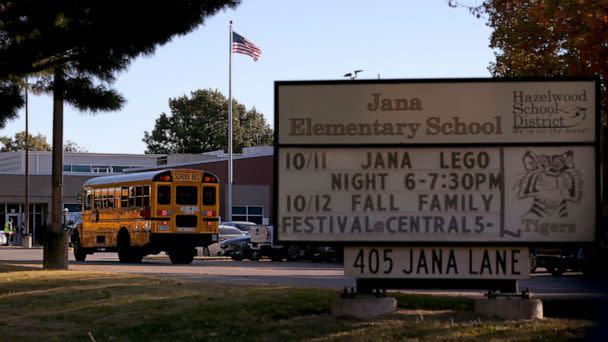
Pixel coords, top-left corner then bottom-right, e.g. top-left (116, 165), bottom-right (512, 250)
top-left (249, 225), bottom-right (342, 262)
top-left (530, 247), bottom-right (579, 276)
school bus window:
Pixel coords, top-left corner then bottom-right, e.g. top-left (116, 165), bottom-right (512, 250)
top-left (94, 189), bottom-right (101, 209)
top-left (114, 187), bottom-right (120, 208)
top-left (135, 186), bottom-right (143, 207)
top-left (84, 190), bottom-right (92, 210)
top-left (128, 186), bottom-right (136, 207)
top-left (108, 188), bottom-right (118, 209)
top-left (157, 185), bottom-right (171, 205)
top-left (121, 187), bottom-right (129, 208)
top-left (104, 188), bottom-right (110, 209)
top-left (106, 188), bottom-right (110, 208)
top-left (105, 188), bottom-right (110, 208)
top-left (143, 186), bottom-right (150, 207)
top-left (176, 186), bottom-right (197, 205)
top-left (202, 186), bottom-right (216, 205)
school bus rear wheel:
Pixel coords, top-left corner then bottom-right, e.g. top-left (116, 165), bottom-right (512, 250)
top-left (117, 229), bottom-right (144, 263)
top-left (168, 247), bottom-right (196, 264)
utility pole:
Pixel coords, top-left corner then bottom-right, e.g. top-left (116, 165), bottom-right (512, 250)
top-left (22, 78), bottom-right (32, 248)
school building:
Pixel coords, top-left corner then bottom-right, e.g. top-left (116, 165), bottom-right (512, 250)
top-left (0, 146), bottom-right (273, 244)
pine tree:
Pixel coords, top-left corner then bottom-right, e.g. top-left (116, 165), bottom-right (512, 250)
top-left (0, 0), bottom-right (240, 269)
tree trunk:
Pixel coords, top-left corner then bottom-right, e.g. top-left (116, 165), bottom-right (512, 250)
top-left (43, 68), bottom-right (68, 270)
top-left (596, 96), bottom-right (605, 237)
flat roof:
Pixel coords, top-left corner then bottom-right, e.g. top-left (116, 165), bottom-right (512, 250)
top-left (82, 170), bottom-right (169, 187)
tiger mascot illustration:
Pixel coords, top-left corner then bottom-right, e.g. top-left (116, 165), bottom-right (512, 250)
top-left (516, 150), bottom-right (582, 218)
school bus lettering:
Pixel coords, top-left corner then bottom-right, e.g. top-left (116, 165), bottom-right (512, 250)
top-left (172, 170), bottom-right (201, 182)
top-left (180, 206), bottom-right (199, 214)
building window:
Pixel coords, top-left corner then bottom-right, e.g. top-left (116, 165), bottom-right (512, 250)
top-left (93, 166), bottom-right (111, 173)
top-left (233, 206), bottom-right (246, 215)
top-left (62, 165), bottom-right (138, 174)
top-left (232, 206), bottom-right (263, 224)
top-left (248, 207), bottom-right (263, 216)
top-left (72, 165), bottom-right (92, 173)
top-left (63, 203), bottom-right (81, 212)
top-left (112, 166), bottom-right (128, 173)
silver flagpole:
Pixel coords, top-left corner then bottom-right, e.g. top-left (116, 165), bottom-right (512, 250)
top-left (227, 20), bottom-right (233, 222)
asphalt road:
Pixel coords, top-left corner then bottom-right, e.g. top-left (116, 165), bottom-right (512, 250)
top-left (1, 246), bottom-right (607, 299)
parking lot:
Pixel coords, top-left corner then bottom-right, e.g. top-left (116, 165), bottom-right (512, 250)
top-left (1, 246), bottom-right (607, 299)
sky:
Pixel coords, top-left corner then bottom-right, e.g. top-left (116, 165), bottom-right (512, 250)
top-left (1, 0), bottom-right (494, 154)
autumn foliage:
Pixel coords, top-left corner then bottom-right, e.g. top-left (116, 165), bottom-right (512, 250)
top-left (453, 0), bottom-right (607, 123)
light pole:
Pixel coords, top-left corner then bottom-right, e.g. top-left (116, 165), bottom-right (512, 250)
top-left (343, 70), bottom-right (363, 80)
top-left (22, 78), bottom-right (32, 248)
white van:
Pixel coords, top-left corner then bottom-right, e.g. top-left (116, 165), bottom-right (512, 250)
top-left (221, 221), bottom-right (257, 235)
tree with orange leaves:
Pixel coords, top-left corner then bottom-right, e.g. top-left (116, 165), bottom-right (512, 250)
top-left (452, 0), bottom-right (607, 123)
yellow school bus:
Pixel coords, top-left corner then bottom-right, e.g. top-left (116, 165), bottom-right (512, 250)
top-left (72, 169), bottom-right (220, 264)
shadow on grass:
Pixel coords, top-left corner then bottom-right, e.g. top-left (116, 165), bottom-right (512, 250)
top-left (543, 298), bottom-right (608, 319)
top-left (392, 292), bottom-right (475, 311)
top-left (0, 263), bottom-right (41, 272)
top-left (0, 263), bottom-right (597, 342)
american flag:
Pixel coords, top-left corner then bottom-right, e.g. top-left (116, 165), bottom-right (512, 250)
top-left (232, 32), bottom-right (261, 62)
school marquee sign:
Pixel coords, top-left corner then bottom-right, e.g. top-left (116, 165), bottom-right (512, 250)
top-left (274, 78), bottom-right (598, 280)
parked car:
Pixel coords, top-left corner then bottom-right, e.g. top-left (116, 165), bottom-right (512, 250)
top-left (64, 212), bottom-right (82, 233)
top-left (219, 235), bottom-right (255, 261)
top-left (221, 221), bottom-right (257, 235)
top-left (204, 225), bottom-right (247, 256)
top-left (0, 231), bottom-right (6, 246)
top-left (65, 212), bottom-right (82, 247)
top-left (530, 247), bottom-right (579, 276)
top-left (311, 245), bottom-right (344, 263)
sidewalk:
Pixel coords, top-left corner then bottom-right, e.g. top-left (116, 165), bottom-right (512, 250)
top-left (0, 245), bottom-right (44, 249)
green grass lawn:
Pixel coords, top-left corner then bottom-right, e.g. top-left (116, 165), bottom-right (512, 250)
top-left (0, 264), bottom-right (596, 341)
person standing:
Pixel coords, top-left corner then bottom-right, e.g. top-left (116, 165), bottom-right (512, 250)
top-left (4, 220), bottom-right (14, 246)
